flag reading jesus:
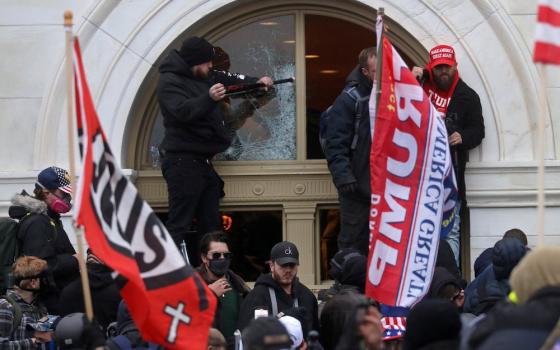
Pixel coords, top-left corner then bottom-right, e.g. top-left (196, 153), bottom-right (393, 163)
top-left (72, 38), bottom-right (216, 349)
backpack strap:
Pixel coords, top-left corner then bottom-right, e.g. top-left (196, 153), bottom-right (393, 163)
top-left (2, 294), bottom-right (22, 330)
top-left (111, 335), bottom-right (133, 350)
top-left (268, 287), bottom-right (278, 317)
top-left (344, 86), bottom-right (370, 150)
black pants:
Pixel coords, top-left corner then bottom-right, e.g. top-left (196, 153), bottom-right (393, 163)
top-left (338, 193), bottom-right (370, 255)
top-left (161, 153), bottom-right (222, 265)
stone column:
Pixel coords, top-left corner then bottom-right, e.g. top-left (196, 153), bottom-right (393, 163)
top-left (284, 203), bottom-right (317, 286)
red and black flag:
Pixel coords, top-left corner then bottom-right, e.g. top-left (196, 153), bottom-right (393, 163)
top-left (72, 38), bottom-right (217, 350)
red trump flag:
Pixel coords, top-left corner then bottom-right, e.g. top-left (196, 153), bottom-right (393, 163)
top-left (366, 16), bottom-right (455, 307)
top-left (534, 0), bottom-right (560, 64)
top-left (72, 38), bottom-right (216, 349)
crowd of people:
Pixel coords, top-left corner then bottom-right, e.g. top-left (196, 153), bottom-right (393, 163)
top-left (1, 35), bottom-right (558, 350)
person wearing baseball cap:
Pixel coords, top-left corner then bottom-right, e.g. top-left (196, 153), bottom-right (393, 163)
top-left (238, 241), bottom-right (319, 336)
top-left (412, 44), bottom-right (485, 267)
top-left (8, 166), bottom-right (79, 314)
top-left (157, 36), bottom-right (274, 265)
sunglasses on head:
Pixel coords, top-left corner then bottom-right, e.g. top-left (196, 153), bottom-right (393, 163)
top-left (208, 252), bottom-right (232, 260)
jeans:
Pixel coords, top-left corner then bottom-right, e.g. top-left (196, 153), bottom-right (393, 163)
top-left (161, 153), bottom-right (222, 265)
top-left (338, 193), bottom-right (370, 255)
top-left (445, 201), bottom-right (462, 267)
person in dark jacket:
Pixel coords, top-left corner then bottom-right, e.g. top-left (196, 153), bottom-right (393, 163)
top-left (238, 241), bottom-right (319, 334)
top-left (58, 249), bottom-right (121, 332)
top-left (196, 231), bottom-right (250, 349)
top-left (473, 228), bottom-right (528, 278)
top-left (157, 36), bottom-right (272, 265)
top-left (413, 44), bottom-right (485, 265)
top-left (317, 248), bottom-right (366, 303)
top-left (325, 47), bottom-right (375, 255)
top-left (8, 167), bottom-right (79, 314)
top-left (463, 238), bottom-right (527, 315)
top-left (468, 247), bottom-right (560, 350)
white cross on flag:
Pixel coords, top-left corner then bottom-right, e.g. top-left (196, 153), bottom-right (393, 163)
top-left (534, 0), bottom-right (560, 64)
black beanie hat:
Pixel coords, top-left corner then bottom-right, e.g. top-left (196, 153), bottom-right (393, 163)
top-left (179, 36), bottom-right (215, 66)
top-left (403, 299), bottom-right (461, 350)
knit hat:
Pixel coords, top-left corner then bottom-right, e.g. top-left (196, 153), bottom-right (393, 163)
top-left (428, 45), bottom-right (457, 68)
top-left (242, 317), bottom-right (292, 350)
top-left (179, 36), bottom-right (215, 67)
top-left (36, 166), bottom-right (72, 194)
top-left (403, 300), bottom-right (461, 350)
top-left (510, 247), bottom-right (560, 304)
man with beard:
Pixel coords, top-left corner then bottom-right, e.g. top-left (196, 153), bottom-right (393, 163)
top-left (325, 47), bottom-right (376, 256)
top-left (413, 45), bottom-right (485, 265)
top-left (238, 241), bottom-right (319, 334)
top-left (196, 231), bottom-right (250, 349)
top-left (157, 37), bottom-right (272, 265)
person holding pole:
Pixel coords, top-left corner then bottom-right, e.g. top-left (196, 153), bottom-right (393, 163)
top-left (156, 36), bottom-right (273, 265)
top-left (325, 47), bottom-right (376, 256)
top-left (412, 45), bottom-right (485, 266)
top-left (8, 167), bottom-right (80, 314)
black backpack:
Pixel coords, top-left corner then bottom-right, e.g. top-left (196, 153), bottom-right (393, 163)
top-left (319, 84), bottom-right (369, 156)
top-left (0, 218), bottom-right (21, 295)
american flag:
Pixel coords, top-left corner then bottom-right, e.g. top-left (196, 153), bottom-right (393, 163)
top-left (52, 166), bottom-right (72, 194)
top-left (382, 316), bottom-right (406, 340)
top-left (534, 0), bottom-right (560, 64)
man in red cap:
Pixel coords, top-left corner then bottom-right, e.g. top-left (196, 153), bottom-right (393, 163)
top-left (157, 37), bottom-right (273, 265)
top-left (413, 45), bottom-right (485, 266)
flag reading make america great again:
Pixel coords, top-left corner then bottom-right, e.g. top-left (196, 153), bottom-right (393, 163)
top-left (72, 38), bottom-right (216, 349)
top-left (366, 33), bottom-right (453, 307)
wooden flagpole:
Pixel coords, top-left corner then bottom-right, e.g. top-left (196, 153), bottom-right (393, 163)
top-left (535, 63), bottom-right (547, 247)
top-left (64, 10), bottom-right (94, 321)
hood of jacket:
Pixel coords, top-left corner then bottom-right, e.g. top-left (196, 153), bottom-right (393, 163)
top-left (492, 238), bottom-right (527, 280)
top-left (254, 273), bottom-right (301, 295)
top-left (345, 64), bottom-right (373, 93)
top-left (9, 193), bottom-right (47, 219)
top-left (87, 263), bottom-right (116, 289)
top-left (510, 247), bottom-right (560, 304)
top-left (159, 50), bottom-right (195, 78)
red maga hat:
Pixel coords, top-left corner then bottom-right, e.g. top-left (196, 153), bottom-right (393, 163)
top-left (428, 44), bottom-right (457, 67)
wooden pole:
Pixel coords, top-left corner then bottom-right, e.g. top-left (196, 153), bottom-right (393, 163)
top-left (64, 10), bottom-right (94, 321)
top-left (536, 63), bottom-right (547, 247)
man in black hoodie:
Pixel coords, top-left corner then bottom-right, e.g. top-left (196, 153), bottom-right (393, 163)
top-left (237, 241), bottom-right (319, 334)
top-left (325, 47), bottom-right (376, 256)
top-left (157, 36), bottom-right (272, 264)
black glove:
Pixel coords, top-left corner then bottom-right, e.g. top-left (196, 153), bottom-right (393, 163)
top-left (82, 315), bottom-right (106, 350)
top-left (338, 182), bottom-right (358, 195)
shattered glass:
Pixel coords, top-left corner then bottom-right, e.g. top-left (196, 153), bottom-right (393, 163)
top-left (214, 15), bottom-right (296, 161)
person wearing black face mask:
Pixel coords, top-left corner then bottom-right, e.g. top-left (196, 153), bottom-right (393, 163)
top-left (8, 166), bottom-right (80, 314)
top-left (0, 256), bottom-right (52, 348)
top-left (196, 231), bottom-right (250, 349)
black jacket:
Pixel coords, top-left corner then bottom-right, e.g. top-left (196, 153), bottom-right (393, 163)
top-left (464, 238), bottom-right (526, 315)
top-left (237, 274), bottom-right (319, 333)
top-left (157, 50), bottom-right (254, 156)
top-left (468, 286), bottom-right (560, 350)
top-left (325, 67), bottom-right (372, 199)
top-left (445, 79), bottom-right (485, 201)
top-left (59, 263), bottom-right (121, 331)
top-left (9, 194), bottom-right (79, 290)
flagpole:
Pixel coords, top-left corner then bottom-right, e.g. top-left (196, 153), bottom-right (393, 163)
top-left (374, 7), bottom-right (384, 119)
top-left (64, 10), bottom-right (94, 321)
top-left (535, 63), bottom-right (547, 247)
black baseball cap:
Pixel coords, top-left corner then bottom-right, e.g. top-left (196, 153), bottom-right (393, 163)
top-left (270, 241), bottom-right (299, 266)
top-left (242, 317), bottom-right (292, 350)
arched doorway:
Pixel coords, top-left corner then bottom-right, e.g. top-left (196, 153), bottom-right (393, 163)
top-left (126, 2), bottom-right (428, 285)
